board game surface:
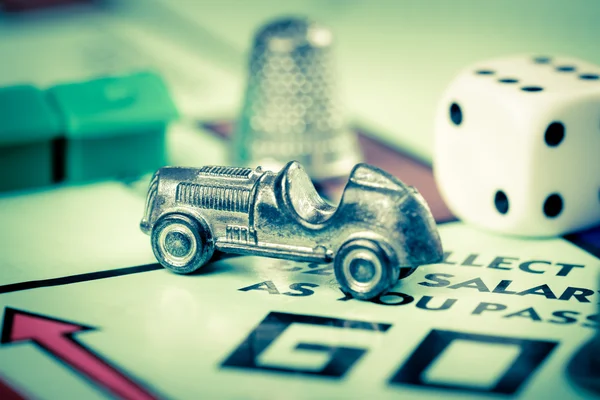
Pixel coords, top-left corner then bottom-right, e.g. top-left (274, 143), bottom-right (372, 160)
top-left (1, 1), bottom-right (599, 399)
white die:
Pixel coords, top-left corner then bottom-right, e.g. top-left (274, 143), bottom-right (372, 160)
top-left (433, 55), bottom-right (600, 237)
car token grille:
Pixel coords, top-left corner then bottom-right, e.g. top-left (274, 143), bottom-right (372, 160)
top-left (198, 166), bottom-right (254, 178)
top-left (176, 183), bottom-right (250, 213)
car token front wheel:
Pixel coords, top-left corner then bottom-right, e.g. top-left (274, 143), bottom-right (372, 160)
top-left (151, 214), bottom-right (214, 274)
top-left (334, 239), bottom-right (399, 300)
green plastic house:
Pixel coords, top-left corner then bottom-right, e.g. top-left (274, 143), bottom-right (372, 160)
top-left (47, 71), bottom-right (178, 182)
top-left (0, 85), bottom-right (61, 191)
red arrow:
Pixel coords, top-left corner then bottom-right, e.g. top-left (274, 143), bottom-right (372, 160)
top-left (1, 308), bottom-right (159, 400)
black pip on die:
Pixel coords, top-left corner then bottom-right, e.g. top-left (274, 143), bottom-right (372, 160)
top-left (433, 55), bottom-right (600, 237)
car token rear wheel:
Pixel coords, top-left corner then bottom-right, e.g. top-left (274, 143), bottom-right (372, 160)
top-left (334, 239), bottom-right (399, 300)
top-left (151, 213), bottom-right (214, 274)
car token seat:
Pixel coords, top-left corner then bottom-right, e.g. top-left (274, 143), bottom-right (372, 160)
top-left (279, 161), bottom-right (336, 225)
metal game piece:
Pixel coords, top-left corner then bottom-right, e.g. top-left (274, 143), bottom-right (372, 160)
top-left (140, 161), bottom-right (443, 300)
top-left (234, 17), bottom-right (361, 180)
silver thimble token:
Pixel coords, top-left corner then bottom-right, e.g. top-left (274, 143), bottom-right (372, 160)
top-left (234, 17), bottom-right (361, 180)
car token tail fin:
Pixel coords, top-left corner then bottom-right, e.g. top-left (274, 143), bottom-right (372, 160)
top-left (401, 189), bottom-right (444, 267)
top-left (349, 163), bottom-right (409, 193)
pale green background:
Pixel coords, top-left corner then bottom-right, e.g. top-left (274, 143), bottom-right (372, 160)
top-left (3, 0), bottom-right (600, 162)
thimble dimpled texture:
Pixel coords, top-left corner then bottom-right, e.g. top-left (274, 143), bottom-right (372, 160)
top-left (235, 17), bottom-right (360, 179)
